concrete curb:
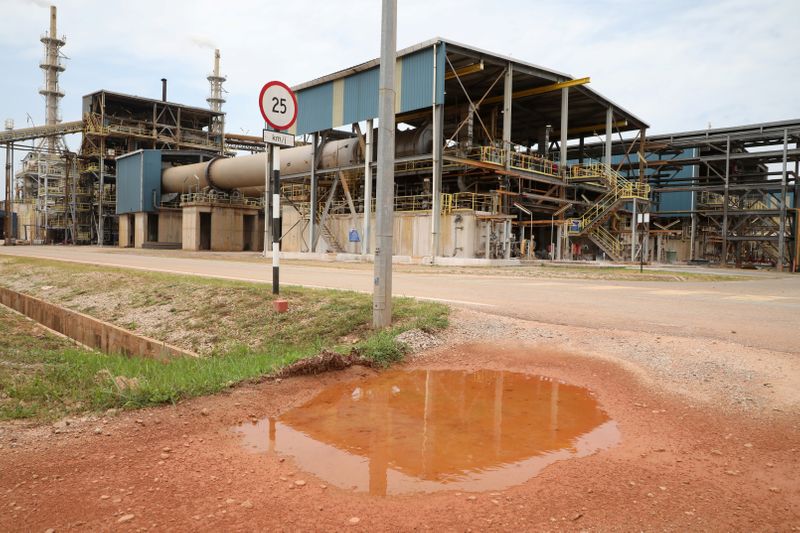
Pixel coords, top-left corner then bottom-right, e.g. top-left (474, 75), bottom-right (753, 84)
top-left (0, 286), bottom-right (197, 359)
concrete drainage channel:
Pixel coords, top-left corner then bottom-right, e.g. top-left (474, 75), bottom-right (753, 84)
top-left (0, 286), bottom-right (197, 359)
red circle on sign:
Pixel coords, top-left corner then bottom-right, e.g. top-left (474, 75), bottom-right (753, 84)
top-left (259, 80), bottom-right (298, 131)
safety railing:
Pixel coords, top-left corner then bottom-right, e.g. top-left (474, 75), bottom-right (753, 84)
top-left (180, 191), bottom-right (262, 208)
top-left (569, 163), bottom-right (650, 200)
top-left (568, 162), bottom-right (650, 233)
top-left (477, 146), bottom-right (561, 178)
top-left (281, 183), bottom-right (311, 202)
top-left (442, 192), bottom-right (494, 214)
top-left (589, 225), bottom-right (622, 259)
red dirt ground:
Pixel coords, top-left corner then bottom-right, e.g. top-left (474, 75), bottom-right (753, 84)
top-left (1, 342), bottom-right (798, 532)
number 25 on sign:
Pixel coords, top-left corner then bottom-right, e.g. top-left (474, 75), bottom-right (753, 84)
top-left (259, 81), bottom-right (298, 131)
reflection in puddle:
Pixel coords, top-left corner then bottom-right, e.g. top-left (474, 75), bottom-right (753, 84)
top-left (235, 369), bottom-right (619, 495)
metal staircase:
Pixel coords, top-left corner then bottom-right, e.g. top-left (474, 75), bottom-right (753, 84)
top-left (568, 163), bottom-right (650, 260)
top-left (282, 187), bottom-right (344, 253)
top-left (570, 163), bottom-right (650, 230)
top-left (587, 225), bottom-right (623, 262)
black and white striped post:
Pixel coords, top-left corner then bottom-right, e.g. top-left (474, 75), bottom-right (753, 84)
top-left (259, 80), bottom-right (298, 306)
top-left (271, 146), bottom-right (281, 295)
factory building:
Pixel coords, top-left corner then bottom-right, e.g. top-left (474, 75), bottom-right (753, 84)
top-left (108, 38), bottom-right (653, 262)
top-left (2, 7), bottom-right (798, 270)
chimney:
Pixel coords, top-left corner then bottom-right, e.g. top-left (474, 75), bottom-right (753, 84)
top-left (161, 78), bottom-right (167, 102)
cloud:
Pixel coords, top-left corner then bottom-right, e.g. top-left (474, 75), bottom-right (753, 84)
top-left (189, 35), bottom-right (216, 50)
top-left (20, 0), bottom-right (50, 8)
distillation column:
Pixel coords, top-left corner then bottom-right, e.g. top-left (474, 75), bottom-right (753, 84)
top-left (207, 49), bottom-right (226, 137)
top-left (40, 5), bottom-right (66, 154)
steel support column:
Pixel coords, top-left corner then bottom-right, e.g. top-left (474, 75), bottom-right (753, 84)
top-left (605, 107), bottom-right (613, 170)
top-left (431, 105), bottom-right (443, 259)
top-left (631, 199), bottom-right (637, 262)
top-left (309, 132), bottom-right (319, 252)
top-left (503, 64), bottom-right (512, 170)
top-left (777, 128), bottom-right (788, 271)
top-left (560, 87), bottom-right (569, 172)
top-left (362, 121), bottom-right (373, 255)
top-left (560, 87), bottom-right (568, 259)
top-left (3, 144), bottom-right (10, 243)
top-left (98, 138), bottom-right (104, 246)
top-left (722, 135), bottom-right (730, 266)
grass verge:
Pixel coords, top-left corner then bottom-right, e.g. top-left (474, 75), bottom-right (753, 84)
top-left (0, 257), bottom-right (449, 422)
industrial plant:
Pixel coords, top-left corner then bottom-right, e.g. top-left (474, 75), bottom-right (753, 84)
top-left (2, 6), bottom-right (798, 271)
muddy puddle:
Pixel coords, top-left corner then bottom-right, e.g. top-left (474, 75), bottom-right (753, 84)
top-left (235, 369), bottom-right (619, 495)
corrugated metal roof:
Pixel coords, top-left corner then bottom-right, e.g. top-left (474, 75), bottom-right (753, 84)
top-left (291, 37), bottom-right (649, 134)
top-left (82, 90), bottom-right (223, 117)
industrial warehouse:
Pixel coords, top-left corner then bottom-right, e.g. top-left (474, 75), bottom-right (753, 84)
top-left (1, 6), bottom-right (797, 270)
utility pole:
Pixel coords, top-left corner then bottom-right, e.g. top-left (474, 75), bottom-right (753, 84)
top-left (373, 0), bottom-right (396, 328)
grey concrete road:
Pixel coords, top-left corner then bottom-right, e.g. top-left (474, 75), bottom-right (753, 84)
top-left (2, 246), bottom-right (798, 354)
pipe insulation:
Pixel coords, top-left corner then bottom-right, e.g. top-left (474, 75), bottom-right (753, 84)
top-left (161, 126), bottom-right (432, 194)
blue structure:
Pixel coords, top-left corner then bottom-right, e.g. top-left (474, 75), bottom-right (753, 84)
top-left (0, 209), bottom-right (17, 239)
top-left (116, 150), bottom-right (163, 214)
top-left (291, 41), bottom-right (445, 136)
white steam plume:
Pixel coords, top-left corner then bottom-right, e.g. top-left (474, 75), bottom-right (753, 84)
top-left (189, 35), bottom-right (216, 50)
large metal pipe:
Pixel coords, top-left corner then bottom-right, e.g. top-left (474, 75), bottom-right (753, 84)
top-left (162, 138), bottom-right (359, 193)
top-left (161, 126), bottom-right (432, 194)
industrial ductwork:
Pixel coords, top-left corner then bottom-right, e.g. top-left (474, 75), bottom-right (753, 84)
top-left (160, 125), bottom-right (433, 195)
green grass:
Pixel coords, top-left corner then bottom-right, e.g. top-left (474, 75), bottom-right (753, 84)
top-left (0, 257), bottom-right (449, 422)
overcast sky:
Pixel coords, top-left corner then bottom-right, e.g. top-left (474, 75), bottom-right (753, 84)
top-left (1, 0), bottom-right (798, 199)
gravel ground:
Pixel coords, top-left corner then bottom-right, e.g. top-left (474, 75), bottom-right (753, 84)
top-left (435, 307), bottom-right (800, 418)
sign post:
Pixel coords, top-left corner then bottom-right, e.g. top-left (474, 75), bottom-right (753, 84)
top-left (259, 81), bottom-right (297, 297)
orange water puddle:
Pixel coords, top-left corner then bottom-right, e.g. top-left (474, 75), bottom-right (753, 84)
top-left (236, 369), bottom-right (619, 495)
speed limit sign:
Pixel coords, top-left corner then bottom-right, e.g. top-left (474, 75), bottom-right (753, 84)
top-left (259, 81), bottom-right (298, 131)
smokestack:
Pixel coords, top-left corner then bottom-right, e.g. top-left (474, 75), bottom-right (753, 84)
top-left (161, 78), bottom-right (167, 102)
top-left (50, 5), bottom-right (57, 40)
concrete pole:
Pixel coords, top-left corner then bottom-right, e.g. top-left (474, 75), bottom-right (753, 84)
top-left (310, 133), bottom-right (318, 252)
top-left (722, 135), bottom-right (730, 267)
top-left (373, 0), bottom-right (396, 328)
top-left (362, 120), bottom-right (373, 254)
top-left (777, 128), bottom-right (788, 272)
top-left (502, 64), bottom-right (513, 169)
top-left (431, 105), bottom-right (442, 259)
top-left (605, 107), bottom-right (613, 170)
